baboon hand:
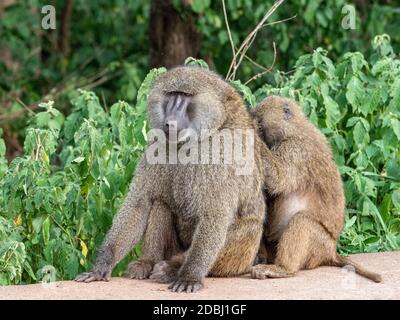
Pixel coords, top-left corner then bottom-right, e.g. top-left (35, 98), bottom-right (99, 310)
top-left (168, 278), bottom-right (204, 293)
top-left (75, 266), bottom-right (112, 283)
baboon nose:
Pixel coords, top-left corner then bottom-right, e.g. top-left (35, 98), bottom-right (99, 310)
top-left (164, 120), bottom-right (176, 131)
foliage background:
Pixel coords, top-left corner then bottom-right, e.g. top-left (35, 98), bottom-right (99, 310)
top-left (0, 1), bottom-right (399, 284)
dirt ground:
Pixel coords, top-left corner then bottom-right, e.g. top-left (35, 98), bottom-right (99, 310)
top-left (1, 251), bottom-right (399, 300)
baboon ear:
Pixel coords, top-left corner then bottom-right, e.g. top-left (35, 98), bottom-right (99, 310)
top-left (283, 103), bottom-right (293, 120)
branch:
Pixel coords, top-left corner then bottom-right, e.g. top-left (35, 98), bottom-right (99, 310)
top-left (237, 46), bottom-right (270, 71)
top-left (260, 14), bottom-right (297, 29)
top-left (226, 0), bottom-right (286, 81)
top-left (244, 42), bottom-right (277, 85)
top-left (229, 32), bottom-right (257, 81)
top-left (222, 0), bottom-right (236, 71)
top-left (0, 66), bottom-right (115, 123)
top-left (0, 91), bottom-right (61, 123)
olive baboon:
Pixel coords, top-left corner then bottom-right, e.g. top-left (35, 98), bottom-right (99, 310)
top-left (251, 96), bottom-right (381, 283)
top-left (76, 66), bottom-right (266, 292)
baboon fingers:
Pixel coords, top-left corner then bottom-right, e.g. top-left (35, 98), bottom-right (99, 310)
top-left (74, 272), bottom-right (92, 282)
top-left (83, 275), bottom-right (98, 283)
top-left (168, 279), bottom-right (203, 293)
top-left (75, 270), bottom-right (110, 283)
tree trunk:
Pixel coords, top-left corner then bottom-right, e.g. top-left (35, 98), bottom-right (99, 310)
top-left (149, 0), bottom-right (202, 69)
top-left (58, 0), bottom-right (74, 57)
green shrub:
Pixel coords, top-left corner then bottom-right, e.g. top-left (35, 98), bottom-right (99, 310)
top-left (0, 67), bottom-right (165, 284)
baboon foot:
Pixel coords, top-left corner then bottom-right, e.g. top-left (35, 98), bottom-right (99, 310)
top-left (126, 260), bottom-right (153, 280)
top-left (149, 260), bottom-right (179, 284)
top-left (251, 264), bottom-right (295, 279)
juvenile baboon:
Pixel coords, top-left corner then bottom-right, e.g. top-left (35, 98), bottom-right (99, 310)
top-left (75, 66), bottom-right (266, 292)
top-left (251, 96), bottom-right (382, 282)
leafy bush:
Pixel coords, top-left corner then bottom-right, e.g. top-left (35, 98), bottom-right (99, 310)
top-left (0, 67), bottom-right (165, 284)
top-left (194, 0), bottom-right (400, 84)
top-left (0, 35), bottom-right (399, 285)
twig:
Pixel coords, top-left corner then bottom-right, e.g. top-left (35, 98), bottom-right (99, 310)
top-left (0, 74), bottom-right (112, 124)
top-left (229, 32), bottom-right (257, 81)
top-left (222, 0), bottom-right (236, 71)
top-left (260, 14), bottom-right (297, 29)
top-left (244, 42), bottom-right (277, 85)
top-left (238, 48), bottom-right (270, 71)
top-left (226, 0), bottom-right (286, 81)
top-left (0, 59), bottom-right (113, 123)
top-left (0, 93), bottom-right (56, 123)
top-left (82, 76), bottom-right (112, 91)
top-left (82, 69), bottom-right (123, 91)
top-left (16, 98), bottom-right (36, 116)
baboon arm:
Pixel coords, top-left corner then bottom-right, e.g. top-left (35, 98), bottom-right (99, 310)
top-left (106, 200), bottom-right (151, 266)
top-left (263, 142), bottom-right (308, 194)
top-left (178, 210), bottom-right (232, 281)
top-left (75, 180), bottom-right (152, 283)
top-left (94, 177), bottom-right (153, 269)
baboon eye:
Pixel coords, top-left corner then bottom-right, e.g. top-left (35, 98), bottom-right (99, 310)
top-left (283, 104), bottom-right (292, 120)
top-left (167, 91), bottom-right (193, 97)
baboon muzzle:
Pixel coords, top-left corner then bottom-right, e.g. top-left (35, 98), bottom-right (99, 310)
top-left (164, 93), bottom-right (192, 136)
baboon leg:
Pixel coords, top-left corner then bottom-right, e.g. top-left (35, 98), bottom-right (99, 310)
top-left (150, 216), bottom-right (263, 281)
top-left (255, 238), bottom-right (269, 265)
top-left (255, 238), bottom-right (277, 265)
top-left (252, 212), bottom-right (333, 279)
top-left (127, 201), bottom-right (179, 279)
top-left (210, 215), bottom-right (264, 277)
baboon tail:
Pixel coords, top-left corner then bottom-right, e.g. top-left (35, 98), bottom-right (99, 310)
top-left (333, 255), bottom-right (382, 283)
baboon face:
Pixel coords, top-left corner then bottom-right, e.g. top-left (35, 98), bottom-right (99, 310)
top-left (148, 67), bottom-right (226, 143)
top-left (254, 96), bottom-right (302, 147)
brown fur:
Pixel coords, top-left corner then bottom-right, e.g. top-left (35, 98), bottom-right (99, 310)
top-left (251, 96), bottom-right (381, 283)
top-left (75, 66), bottom-right (266, 292)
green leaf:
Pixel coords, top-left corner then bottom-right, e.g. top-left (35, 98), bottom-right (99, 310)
top-left (72, 156), bottom-right (85, 164)
top-left (392, 190), bottom-right (400, 210)
top-left (42, 217), bottom-right (51, 245)
top-left (346, 76), bottom-right (364, 112)
top-left (191, 0), bottom-right (210, 13)
top-left (390, 119), bottom-right (400, 141)
top-left (231, 80), bottom-right (256, 108)
top-left (353, 122), bottom-right (368, 146)
top-left (184, 57), bottom-right (209, 69)
top-left (322, 93), bottom-right (341, 127)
